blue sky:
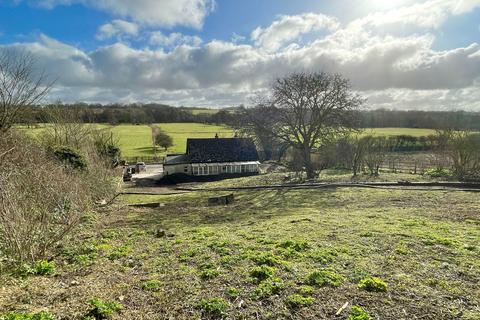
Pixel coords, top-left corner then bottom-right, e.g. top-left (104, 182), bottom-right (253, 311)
top-left (0, 0), bottom-right (479, 110)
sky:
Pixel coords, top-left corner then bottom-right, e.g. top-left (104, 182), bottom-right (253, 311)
top-left (0, 0), bottom-right (479, 110)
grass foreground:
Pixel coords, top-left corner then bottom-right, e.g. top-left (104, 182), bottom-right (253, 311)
top-left (0, 172), bottom-right (478, 319)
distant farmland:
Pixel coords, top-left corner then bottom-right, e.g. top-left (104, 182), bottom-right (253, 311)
top-left (18, 124), bottom-right (437, 160)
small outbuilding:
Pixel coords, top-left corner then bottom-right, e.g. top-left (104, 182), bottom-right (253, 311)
top-left (163, 136), bottom-right (260, 177)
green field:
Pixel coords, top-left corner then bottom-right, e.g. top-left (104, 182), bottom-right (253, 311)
top-left (18, 124), bottom-right (437, 160)
top-left (110, 123), bottom-right (233, 159)
top-left (1, 172), bottom-right (478, 319)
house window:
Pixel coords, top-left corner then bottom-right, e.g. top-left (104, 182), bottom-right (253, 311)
top-left (184, 166), bottom-right (188, 173)
top-left (193, 167), bottom-right (199, 175)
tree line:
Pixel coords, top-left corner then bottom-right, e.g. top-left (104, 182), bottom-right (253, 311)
top-left (15, 104), bottom-right (480, 131)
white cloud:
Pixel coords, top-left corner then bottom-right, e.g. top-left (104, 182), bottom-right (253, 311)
top-left (251, 13), bottom-right (340, 52)
top-left (96, 19), bottom-right (139, 41)
top-left (2, 0), bottom-right (480, 110)
top-left (149, 32), bottom-right (202, 48)
top-left (32, 0), bottom-right (216, 28)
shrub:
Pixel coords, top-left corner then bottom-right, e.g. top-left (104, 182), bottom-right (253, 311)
top-left (85, 298), bottom-right (122, 319)
top-left (358, 277), bottom-right (387, 292)
top-left (286, 294), bottom-right (315, 309)
top-left (0, 132), bottom-right (93, 264)
top-left (424, 168), bottom-right (453, 178)
top-left (142, 279), bottom-right (161, 291)
top-left (252, 277), bottom-right (284, 300)
top-left (348, 306), bottom-right (372, 320)
top-left (53, 146), bottom-right (87, 170)
top-left (0, 311), bottom-right (55, 320)
top-left (198, 298), bottom-right (229, 317)
top-left (250, 265), bottom-right (276, 281)
top-left (306, 270), bottom-right (343, 287)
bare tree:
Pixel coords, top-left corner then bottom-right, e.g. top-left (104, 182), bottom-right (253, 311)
top-left (266, 72), bottom-right (363, 179)
top-left (0, 49), bottom-right (52, 132)
top-left (236, 103), bottom-right (287, 161)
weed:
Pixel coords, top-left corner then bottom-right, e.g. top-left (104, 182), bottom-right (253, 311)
top-left (107, 245), bottom-right (131, 260)
top-left (298, 285), bottom-right (314, 296)
top-left (179, 249), bottom-right (197, 262)
top-left (141, 279), bottom-right (161, 291)
top-left (208, 241), bottom-right (231, 256)
top-left (306, 270), bottom-right (343, 287)
top-left (286, 294), bottom-right (315, 309)
top-left (251, 252), bottom-right (282, 266)
top-left (278, 240), bottom-right (309, 252)
top-left (250, 265), bottom-right (276, 281)
top-left (85, 298), bottom-right (122, 319)
top-left (0, 311), bottom-right (55, 320)
top-left (308, 248), bottom-right (338, 265)
top-left (226, 287), bottom-right (240, 299)
top-left (198, 298), bottom-right (229, 318)
top-left (18, 260), bottom-right (55, 276)
top-left (200, 263), bottom-right (220, 280)
top-left (423, 234), bottom-right (455, 247)
top-left (348, 306), bottom-right (372, 320)
top-left (358, 277), bottom-right (387, 292)
top-left (252, 277), bottom-right (285, 300)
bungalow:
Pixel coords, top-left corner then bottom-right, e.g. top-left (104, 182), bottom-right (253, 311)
top-left (163, 136), bottom-right (260, 177)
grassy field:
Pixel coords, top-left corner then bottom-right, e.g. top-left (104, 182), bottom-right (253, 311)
top-left (1, 172), bottom-right (478, 319)
top-left (18, 124), bottom-right (438, 160)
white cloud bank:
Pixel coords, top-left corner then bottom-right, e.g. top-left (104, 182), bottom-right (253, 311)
top-left (2, 0), bottom-right (480, 110)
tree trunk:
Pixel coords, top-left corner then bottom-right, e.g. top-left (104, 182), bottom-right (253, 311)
top-left (302, 146), bottom-right (315, 179)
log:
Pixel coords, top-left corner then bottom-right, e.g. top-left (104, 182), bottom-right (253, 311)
top-left (208, 193), bottom-right (234, 205)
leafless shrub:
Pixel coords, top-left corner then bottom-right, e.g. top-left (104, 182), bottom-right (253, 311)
top-left (0, 132), bottom-right (90, 264)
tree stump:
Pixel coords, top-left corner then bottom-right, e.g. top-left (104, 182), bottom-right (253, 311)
top-left (208, 193), bottom-right (234, 205)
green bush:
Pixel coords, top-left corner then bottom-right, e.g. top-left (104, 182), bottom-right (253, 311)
top-left (250, 265), bottom-right (276, 281)
top-left (0, 311), bottom-right (55, 320)
top-left (252, 277), bottom-right (284, 300)
top-left (286, 294), bottom-right (315, 309)
top-left (53, 146), bottom-right (87, 170)
top-left (348, 306), bottom-right (372, 320)
top-left (198, 298), bottom-right (229, 317)
top-left (358, 277), bottom-right (387, 292)
top-left (424, 168), bottom-right (453, 178)
top-left (141, 279), bottom-right (161, 292)
top-left (306, 270), bottom-right (343, 287)
top-left (85, 298), bottom-right (122, 319)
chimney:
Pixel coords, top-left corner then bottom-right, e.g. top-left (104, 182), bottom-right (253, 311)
top-left (215, 133), bottom-right (219, 138)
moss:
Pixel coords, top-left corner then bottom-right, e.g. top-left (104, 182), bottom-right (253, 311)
top-left (306, 270), bottom-right (343, 287)
top-left (286, 294), bottom-right (315, 309)
top-left (358, 277), bottom-right (388, 292)
top-left (107, 245), bottom-right (131, 260)
top-left (298, 285), bottom-right (314, 296)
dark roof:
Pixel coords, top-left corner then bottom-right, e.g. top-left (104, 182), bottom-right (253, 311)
top-left (186, 138), bottom-right (258, 163)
